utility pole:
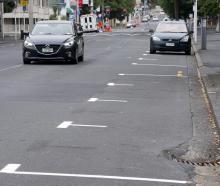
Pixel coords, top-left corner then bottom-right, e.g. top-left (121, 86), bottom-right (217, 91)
top-left (0, 0), bottom-right (4, 39)
top-left (28, 0), bottom-right (34, 32)
top-left (193, 0), bottom-right (198, 43)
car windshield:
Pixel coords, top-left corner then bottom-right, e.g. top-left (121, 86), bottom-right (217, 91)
top-left (31, 23), bottom-right (74, 35)
top-left (155, 22), bottom-right (188, 33)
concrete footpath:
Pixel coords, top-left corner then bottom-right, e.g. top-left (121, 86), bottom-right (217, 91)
top-left (193, 30), bottom-right (220, 130)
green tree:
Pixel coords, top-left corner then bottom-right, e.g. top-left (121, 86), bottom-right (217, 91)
top-left (198, 0), bottom-right (219, 16)
top-left (4, 0), bottom-right (16, 13)
top-left (157, 0), bottom-right (193, 19)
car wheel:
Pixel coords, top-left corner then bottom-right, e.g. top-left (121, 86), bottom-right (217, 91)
top-left (71, 49), bottom-right (78, 64)
top-left (185, 48), bottom-right (191, 55)
top-left (150, 43), bottom-right (156, 54)
top-left (78, 47), bottom-right (84, 62)
top-left (23, 58), bottom-right (31, 64)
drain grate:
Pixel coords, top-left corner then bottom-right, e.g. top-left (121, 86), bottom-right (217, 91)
top-left (171, 154), bottom-right (220, 167)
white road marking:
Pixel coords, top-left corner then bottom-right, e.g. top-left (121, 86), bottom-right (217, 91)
top-left (107, 83), bottom-right (134, 87)
top-left (0, 164), bottom-right (192, 184)
top-left (142, 54), bottom-right (148, 56)
top-left (138, 58), bottom-right (158, 61)
top-left (118, 73), bottom-right (187, 78)
top-left (57, 121), bottom-right (107, 129)
top-left (0, 65), bottom-right (22, 72)
top-left (88, 97), bottom-right (127, 103)
top-left (132, 63), bottom-right (187, 68)
top-left (0, 164), bottom-right (21, 173)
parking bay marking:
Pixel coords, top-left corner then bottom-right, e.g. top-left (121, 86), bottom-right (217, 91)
top-left (57, 121), bottom-right (107, 129)
top-left (118, 73), bottom-right (188, 78)
top-left (107, 83), bottom-right (134, 87)
top-left (132, 63), bottom-right (187, 68)
top-left (0, 164), bottom-right (192, 184)
top-left (88, 97), bottom-right (127, 103)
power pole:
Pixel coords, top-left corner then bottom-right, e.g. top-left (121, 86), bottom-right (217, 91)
top-left (28, 0), bottom-right (34, 32)
top-left (193, 0), bottom-right (198, 43)
top-left (0, 1), bottom-right (4, 39)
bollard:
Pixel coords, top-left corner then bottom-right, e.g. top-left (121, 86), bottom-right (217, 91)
top-left (201, 17), bottom-right (207, 50)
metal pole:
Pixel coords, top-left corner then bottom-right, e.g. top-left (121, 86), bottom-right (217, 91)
top-left (201, 17), bottom-right (207, 50)
top-left (193, 0), bottom-right (198, 43)
top-left (0, 2), bottom-right (4, 39)
top-left (29, 0), bottom-right (34, 32)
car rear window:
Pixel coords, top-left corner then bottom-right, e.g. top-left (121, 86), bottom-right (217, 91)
top-left (155, 22), bottom-right (188, 33)
top-left (31, 23), bottom-right (74, 35)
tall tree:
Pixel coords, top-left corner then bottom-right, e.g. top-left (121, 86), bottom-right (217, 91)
top-left (157, 0), bottom-right (193, 19)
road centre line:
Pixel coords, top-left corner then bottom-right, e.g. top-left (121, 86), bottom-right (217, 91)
top-left (57, 121), bottom-right (107, 129)
top-left (118, 73), bottom-right (188, 78)
top-left (88, 97), bottom-right (127, 103)
top-left (132, 63), bottom-right (187, 68)
top-left (0, 64), bottom-right (22, 72)
top-left (107, 82), bottom-right (134, 86)
top-left (0, 164), bottom-right (192, 184)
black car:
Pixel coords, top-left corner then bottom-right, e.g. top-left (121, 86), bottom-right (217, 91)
top-left (150, 21), bottom-right (193, 55)
top-left (23, 20), bottom-right (84, 64)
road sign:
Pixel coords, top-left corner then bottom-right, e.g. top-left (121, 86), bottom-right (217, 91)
top-left (20, 0), bottom-right (28, 7)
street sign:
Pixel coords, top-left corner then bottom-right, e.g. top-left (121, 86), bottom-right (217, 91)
top-left (23, 6), bottom-right (27, 12)
top-left (20, 0), bottom-right (28, 7)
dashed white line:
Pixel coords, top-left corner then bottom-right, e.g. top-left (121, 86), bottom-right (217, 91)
top-left (0, 164), bottom-right (192, 184)
top-left (88, 97), bottom-right (127, 103)
top-left (107, 83), bottom-right (134, 87)
top-left (57, 121), bottom-right (107, 129)
top-left (118, 73), bottom-right (187, 78)
top-left (132, 63), bottom-right (187, 68)
top-left (138, 58), bottom-right (158, 61)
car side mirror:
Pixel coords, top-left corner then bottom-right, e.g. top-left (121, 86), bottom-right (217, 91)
top-left (189, 31), bottom-right (194, 35)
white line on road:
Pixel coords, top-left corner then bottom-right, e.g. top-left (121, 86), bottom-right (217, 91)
top-left (118, 73), bottom-right (188, 78)
top-left (57, 121), bottom-right (107, 129)
top-left (107, 83), bottom-right (134, 87)
top-left (142, 54), bottom-right (148, 56)
top-left (88, 97), bottom-right (127, 103)
top-left (132, 63), bottom-right (187, 68)
top-left (0, 65), bottom-right (22, 72)
top-left (138, 58), bottom-right (158, 61)
top-left (0, 164), bottom-right (192, 184)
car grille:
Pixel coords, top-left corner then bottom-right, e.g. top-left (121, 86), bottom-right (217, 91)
top-left (162, 39), bottom-right (179, 42)
top-left (35, 45), bottom-right (61, 54)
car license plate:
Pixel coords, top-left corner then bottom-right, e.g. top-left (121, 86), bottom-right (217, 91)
top-left (166, 43), bottom-right (175, 47)
top-left (42, 48), bottom-right (53, 53)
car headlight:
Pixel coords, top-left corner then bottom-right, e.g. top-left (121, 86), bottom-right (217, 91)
top-left (152, 36), bottom-right (160, 41)
top-left (24, 40), bottom-right (34, 48)
top-left (180, 35), bottom-right (189, 42)
top-left (64, 39), bottom-right (74, 48)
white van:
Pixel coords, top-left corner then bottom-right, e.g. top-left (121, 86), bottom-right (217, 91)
top-left (80, 14), bottom-right (98, 32)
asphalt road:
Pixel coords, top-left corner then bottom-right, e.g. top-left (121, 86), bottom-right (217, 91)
top-left (0, 30), bottom-right (196, 186)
